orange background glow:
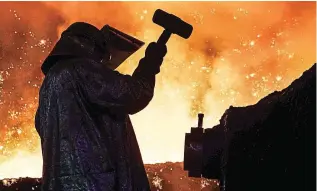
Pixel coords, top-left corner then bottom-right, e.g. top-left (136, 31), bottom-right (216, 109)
top-left (0, 1), bottom-right (316, 178)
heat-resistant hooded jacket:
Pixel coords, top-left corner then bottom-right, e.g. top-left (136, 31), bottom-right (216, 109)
top-left (35, 22), bottom-right (166, 191)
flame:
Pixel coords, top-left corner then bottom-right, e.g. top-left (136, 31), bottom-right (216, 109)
top-left (0, 2), bottom-right (316, 178)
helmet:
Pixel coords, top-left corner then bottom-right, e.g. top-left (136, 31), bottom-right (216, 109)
top-left (41, 22), bottom-right (144, 75)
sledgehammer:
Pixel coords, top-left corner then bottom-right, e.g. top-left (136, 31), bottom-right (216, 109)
top-left (153, 9), bottom-right (193, 45)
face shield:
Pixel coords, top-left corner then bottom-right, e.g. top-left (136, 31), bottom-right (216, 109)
top-left (100, 25), bottom-right (145, 70)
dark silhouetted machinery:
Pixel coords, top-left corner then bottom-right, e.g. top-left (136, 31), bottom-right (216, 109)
top-left (184, 113), bottom-right (226, 190)
top-left (183, 64), bottom-right (315, 191)
top-left (184, 113), bottom-right (205, 177)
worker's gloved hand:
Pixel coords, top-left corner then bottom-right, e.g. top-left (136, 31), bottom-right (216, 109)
top-left (145, 42), bottom-right (167, 60)
top-left (138, 42), bottom-right (167, 74)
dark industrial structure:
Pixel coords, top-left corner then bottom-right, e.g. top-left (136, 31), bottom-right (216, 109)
top-left (184, 64), bottom-right (316, 191)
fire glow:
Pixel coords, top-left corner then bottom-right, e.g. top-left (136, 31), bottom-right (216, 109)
top-left (0, 2), bottom-right (316, 178)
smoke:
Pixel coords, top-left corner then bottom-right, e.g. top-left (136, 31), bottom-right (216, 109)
top-left (0, 2), bottom-right (315, 177)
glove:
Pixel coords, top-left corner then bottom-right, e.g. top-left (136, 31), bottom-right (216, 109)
top-left (145, 42), bottom-right (167, 60)
top-left (135, 42), bottom-right (168, 76)
top-left (137, 42), bottom-right (167, 75)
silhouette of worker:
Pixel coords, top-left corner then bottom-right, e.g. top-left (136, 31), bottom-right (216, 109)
top-left (35, 22), bottom-right (167, 191)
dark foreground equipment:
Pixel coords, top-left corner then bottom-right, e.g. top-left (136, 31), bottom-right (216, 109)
top-left (152, 9), bottom-right (193, 45)
top-left (184, 113), bottom-right (204, 177)
top-left (183, 64), bottom-right (316, 191)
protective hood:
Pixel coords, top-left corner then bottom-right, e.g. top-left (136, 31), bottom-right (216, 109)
top-left (100, 25), bottom-right (145, 70)
top-left (41, 22), bottom-right (108, 75)
top-left (41, 22), bottom-right (144, 75)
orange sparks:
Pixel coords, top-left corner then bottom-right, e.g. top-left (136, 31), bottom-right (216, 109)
top-left (0, 1), bottom-right (316, 178)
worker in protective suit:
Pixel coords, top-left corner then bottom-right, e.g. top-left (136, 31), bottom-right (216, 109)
top-left (35, 22), bottom-right (167, 191)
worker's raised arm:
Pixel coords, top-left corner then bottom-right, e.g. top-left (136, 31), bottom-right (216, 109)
top-left (75, 42), bottom-right (167, 115)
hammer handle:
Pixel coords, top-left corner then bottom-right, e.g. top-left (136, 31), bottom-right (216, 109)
top-left (157, 30), bottom-right (172, 45)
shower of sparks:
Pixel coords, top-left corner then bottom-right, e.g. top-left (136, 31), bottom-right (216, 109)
top-left (152, 176), bottom-right (163, 189)
top-left (1, 178), bottom-right (17, 186)
top-left (0, 1), bottom-right (315, 181)
top-left (38, 39), bottom-right (46, 46)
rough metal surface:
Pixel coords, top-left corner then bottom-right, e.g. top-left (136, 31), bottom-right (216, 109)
top-left (202, 64), bottom-right (316, 191)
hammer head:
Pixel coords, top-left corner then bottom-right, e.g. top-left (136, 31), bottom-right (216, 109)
top-left (153, 9), bottom-right (193, 39)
